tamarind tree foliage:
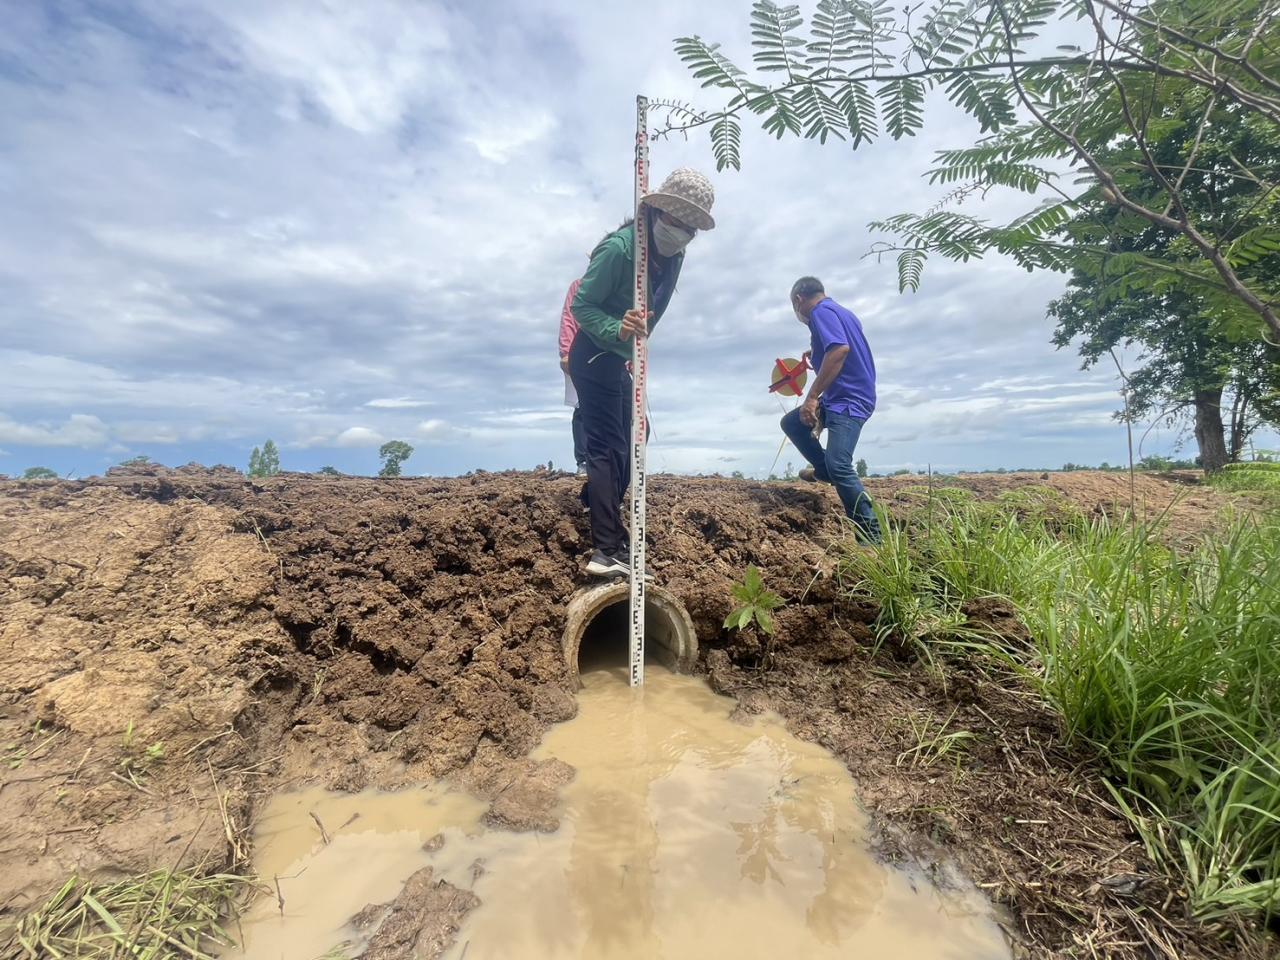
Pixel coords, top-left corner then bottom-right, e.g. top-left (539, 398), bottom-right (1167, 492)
top-left (659, 0), bottom-right (1280, 344)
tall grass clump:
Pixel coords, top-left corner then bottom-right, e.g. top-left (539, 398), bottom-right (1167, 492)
top-left (1029, 514), bottom-right (1280, 921)
top-left (836, 518), bottom-right (969, 665)
top-left (841, 496), bottom-right (1280, 924)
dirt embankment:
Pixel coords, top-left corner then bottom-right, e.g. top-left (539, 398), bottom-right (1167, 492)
top-left (0, 468), bottom-right (1259, 959)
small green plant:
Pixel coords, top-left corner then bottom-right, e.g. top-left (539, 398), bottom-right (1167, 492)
top-left (724, 565), bottom-right (783, 635)
top-left (724, 566), bottom-right (785, 670)
top-left (117, 722), bottom-right (164, 786)
top-left (896, 709), bottom-right (977, 769)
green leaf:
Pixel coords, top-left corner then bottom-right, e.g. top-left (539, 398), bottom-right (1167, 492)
top-left (749, 1), bottom-right (805, 78)
top-left (794, 84), bottom-right (847, 143)
top-left (835, 79), bottom-right (878, 147)
top-left (674, 37), bottom-right (747, 91)
top-left (897, 248), bottom-right (927, 292)
top-left (806, 0), bottom-right (860, 71)
top-left (942, 71), bottom-right (1015, 132)
top-left (754, 608), bottom-right (775, 635)
top-left (749, 88), bottom-right (804, 139)
top-left (744, 565), bottom-right (764, 595)
top-left (1226, 226), bottom-right (1280, 268)
top-left (710, 114), bottom-right (742, 171)
top-left (879, 77), bottom-right (925, 139)
top-left (82, 893), bottom-right (125, 937)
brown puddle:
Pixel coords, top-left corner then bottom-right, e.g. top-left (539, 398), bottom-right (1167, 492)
top-left (232, 666), bottom-right (1011, 960)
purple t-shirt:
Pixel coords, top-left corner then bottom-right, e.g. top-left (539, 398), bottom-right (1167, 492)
top-left (809, 298), bottom-right (876, 420)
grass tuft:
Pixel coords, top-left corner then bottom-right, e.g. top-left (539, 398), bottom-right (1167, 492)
top-left (5, 868), bottom-right (255, 960)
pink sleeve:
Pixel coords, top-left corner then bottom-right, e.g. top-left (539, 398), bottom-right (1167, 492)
top-left (558, 278), bottom-right (582, 358)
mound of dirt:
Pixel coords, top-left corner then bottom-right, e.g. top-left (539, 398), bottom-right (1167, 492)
top-left (0, 468), bottom-right (1259, 959)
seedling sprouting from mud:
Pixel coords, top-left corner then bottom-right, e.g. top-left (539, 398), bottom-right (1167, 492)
top-left (724, 566), bottom-right (784, 669)
top-left (118, 721), bottom-right (165, 786)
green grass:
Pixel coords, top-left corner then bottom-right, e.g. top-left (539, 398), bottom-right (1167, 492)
top-left (1211, 461), bottom-right (1280, 493)
top-left (5, 869), bottom-right (254, 959)
top-left (839, 497), bottom-right (1280, 924)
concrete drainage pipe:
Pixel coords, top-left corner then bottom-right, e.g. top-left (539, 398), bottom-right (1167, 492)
top-left (562, 581), bottom-right (698, 684)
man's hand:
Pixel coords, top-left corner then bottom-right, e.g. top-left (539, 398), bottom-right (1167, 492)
top-left (559, 356), bottom-right (570, 373)
top-left (800, 395), bottom-right (820, 427)
top-left (802, 349), bottom-right (812, 365)
top-left (618, 308), bottom-right (650, 341)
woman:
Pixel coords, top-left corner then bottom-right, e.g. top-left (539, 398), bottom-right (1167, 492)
top-left (569, 168), bottom-right (716, 577)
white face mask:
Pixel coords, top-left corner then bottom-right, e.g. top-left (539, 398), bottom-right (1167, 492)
top-left (652, 217), bottom-right (695, 257)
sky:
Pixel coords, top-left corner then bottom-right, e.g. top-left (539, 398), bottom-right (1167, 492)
top-left (0, 0), bottom-right (1246, 478)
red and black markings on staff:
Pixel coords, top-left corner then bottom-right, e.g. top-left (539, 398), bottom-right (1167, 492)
top-left (628, 95), bottom-right (650, 688)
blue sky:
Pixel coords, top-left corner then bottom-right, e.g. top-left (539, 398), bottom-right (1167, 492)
top-left (1, 0), bottom-right (1257, 478)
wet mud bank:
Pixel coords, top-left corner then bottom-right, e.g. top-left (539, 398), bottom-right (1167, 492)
top-left (0, 468), bottom-right (1251, 958)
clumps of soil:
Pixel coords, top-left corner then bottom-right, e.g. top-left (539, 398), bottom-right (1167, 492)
top-left (352, 866), bottom-right (479, 960)
top-left (0, 467), bottom-right (1262, 959)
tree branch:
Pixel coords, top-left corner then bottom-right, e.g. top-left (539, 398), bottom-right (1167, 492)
top-left (1090, 0), bottom-right (1280, 98)
top-left (991, 0), bottom-right (1280, 342)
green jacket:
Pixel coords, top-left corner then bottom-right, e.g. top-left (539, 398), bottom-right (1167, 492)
top-left (572, 222), bottom-right (684, 359)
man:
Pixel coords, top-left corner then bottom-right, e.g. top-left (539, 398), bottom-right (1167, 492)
top-left (780, 276), bottom-right (883, 543)
top-left (571, 168), bottom-right (716, 577)
top-left (558, 277), bottom-right (588, 474)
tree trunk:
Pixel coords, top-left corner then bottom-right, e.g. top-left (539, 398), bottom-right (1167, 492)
top-left (1193, 387), bottom-right (1229, 474)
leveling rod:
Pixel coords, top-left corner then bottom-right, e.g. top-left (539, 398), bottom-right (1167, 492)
top-left (628, 95), bottom-right (650, 688)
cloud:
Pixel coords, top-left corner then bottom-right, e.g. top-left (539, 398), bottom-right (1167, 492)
top-left (334, 427), bottom-right (386, 448)
top-left (366, 397), bottom-right (435, 409)
top-left (417, 419), bottom-right (467, 442)
top-left (1, 0), bottom-right (1273, 480)
top-left (0, 414), bottom-right (111, 448)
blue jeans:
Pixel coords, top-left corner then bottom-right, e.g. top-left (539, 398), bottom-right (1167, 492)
top-left (781, 407), bottom-right (882, 542)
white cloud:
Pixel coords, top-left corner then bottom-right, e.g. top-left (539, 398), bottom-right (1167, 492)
top-left (216, 0), bottom-right (451, 134)
top-left (0, 414), bottom-right (111, 448)
top-left (417, 419), bottom-right (466, 442)
top-left (334, 427), bottom-right (386, 448)
top-left (366, 397), bottom-right (435, 409)
top-left (464, 110), bottom-right (557, 163)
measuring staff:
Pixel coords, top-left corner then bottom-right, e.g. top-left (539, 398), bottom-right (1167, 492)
top-left (568, 166), bottom-right (716, 579)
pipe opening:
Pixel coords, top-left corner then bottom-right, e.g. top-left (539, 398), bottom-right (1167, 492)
top-left (577, 600), bottom-right (667, 673)
top-left (562, 582), bottom-right (698, 686)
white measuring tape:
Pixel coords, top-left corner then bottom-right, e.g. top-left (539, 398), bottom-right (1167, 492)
top-left (628, 95), bottom-right (650, 688)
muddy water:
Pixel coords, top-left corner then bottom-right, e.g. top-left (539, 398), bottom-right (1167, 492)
top-left (233, 666), bottom-right (1011, 960)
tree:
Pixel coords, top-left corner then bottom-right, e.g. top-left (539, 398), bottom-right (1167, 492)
top-left (247, 440), bottom-right (281, 478)
top-left (379, 441), bottom-right (414, 477)
top-left (855, 457), bottom-right (868, 477)
top-left (1048, 94), bottom-right (1280, 472)
top-left (664, 0), bottom-right (1280, 342)
top-left (22, 466), bottom-right (57, 480)
top-left (117, 455), bottom-right (153, 468)
top-left (318, 465), bottom-right (342, 476)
